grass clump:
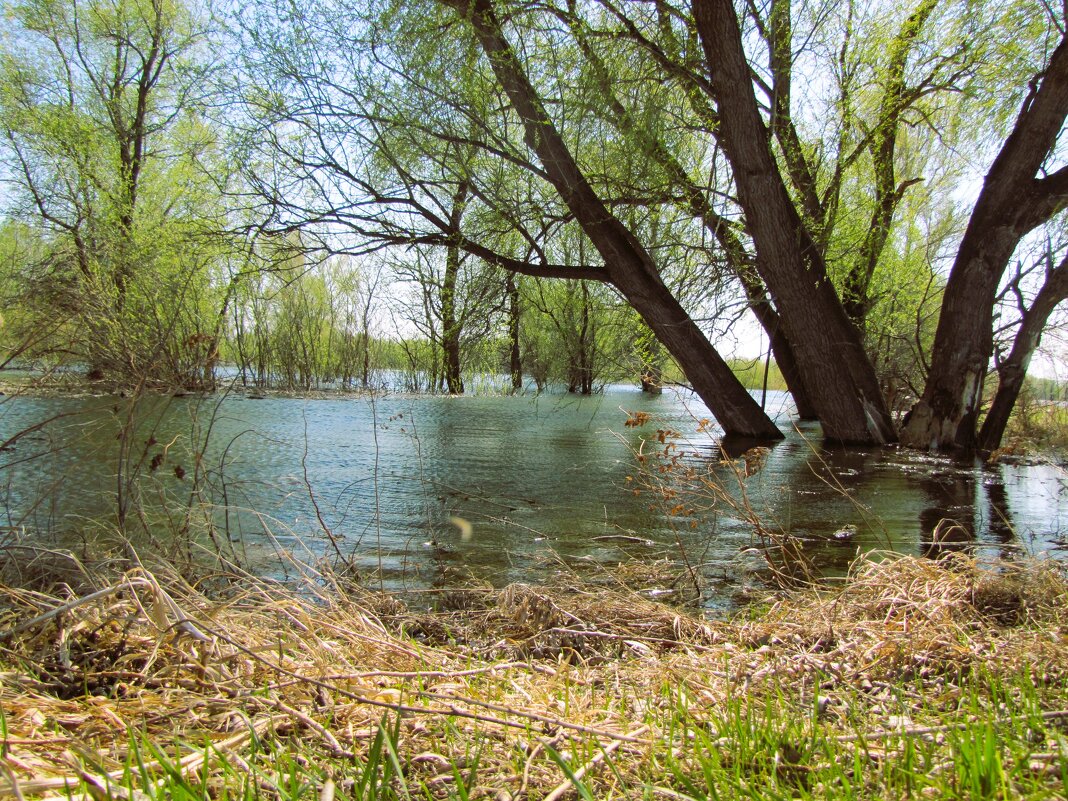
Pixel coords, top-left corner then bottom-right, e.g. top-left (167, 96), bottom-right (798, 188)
top-left (0, 550), bottom-right (1066, 799)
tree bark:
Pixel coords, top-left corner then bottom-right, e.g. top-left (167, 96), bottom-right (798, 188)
top-left (693, 0), bottom-right (895, 444)
top-left (441, 292), bottom-right (463, 394)
top-left (740, 271), bottom-right (818, 419)
top-left (506, 273), bottom-right (523, 392)
top-left (577, 281), bottom-right (593, 394)
top-left (901, 32), bottom-right (1068, 450)
top-left (977, 256), bottom-right (1068, 452)
top-left (449, 0), bottom-right (782, 439)
top-left (442, 181), bottom-right (468, 394)
top-left (842, 0), bottom-right (935, 330)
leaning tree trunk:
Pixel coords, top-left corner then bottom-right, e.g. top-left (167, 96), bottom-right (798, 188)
top-left (694, 0), bottom-right (895, 444)
top-left (565, 16), bottom-right (817, 419)
top-left (451, 0), bottom-right (782, 440)
top-left (901, 33), bottom-right (1068, 451)
top-left (615, 266), bottom-right (782, 437)
top-left (977, 256), bottom-right (1068, 452)
top-left (741, 272), bottom-right (818, 419)
top-left (900, 248), bottom-right (1000, 451)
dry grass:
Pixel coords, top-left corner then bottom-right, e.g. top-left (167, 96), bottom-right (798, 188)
top-left (0, 549), bottom-right (1066, 799)
top-left (734, 552), bottom-right (1068, 686)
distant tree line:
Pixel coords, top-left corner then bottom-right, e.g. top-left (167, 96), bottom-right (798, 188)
top-left (216, 243), bottom-right (668, 393)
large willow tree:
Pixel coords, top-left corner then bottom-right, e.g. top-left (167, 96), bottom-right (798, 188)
top-left (236, 0), bottom-right (782, 439)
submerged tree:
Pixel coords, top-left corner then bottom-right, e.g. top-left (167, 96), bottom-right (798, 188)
top-left (391, 242), bottom-right (505, 394)
top-left (901, 18), bottom-right (1068, 450)
top-left (236, 0), bottom-right (781, 437)
top-left (0, 0), bottom-right (227, 385)
top-left (688, 0), bottom-right (894, 443)
top-left (614, 0), bottom-right (1068, 450)
top-left (978, 243), bottom-right (1068, 451)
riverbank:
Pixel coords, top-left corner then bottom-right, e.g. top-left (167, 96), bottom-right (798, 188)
top-left (1, 552), bottom-right (1066, 799)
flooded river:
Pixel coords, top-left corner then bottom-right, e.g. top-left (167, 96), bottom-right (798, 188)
top-left (2, 384), bottom-right (1065, 607)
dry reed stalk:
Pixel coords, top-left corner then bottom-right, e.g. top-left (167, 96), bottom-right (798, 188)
top-left (0, 552), bottom-right (1065, 798)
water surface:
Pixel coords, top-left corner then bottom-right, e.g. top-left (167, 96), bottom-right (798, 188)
top-left (2, 385), bottom-right (1064, 606)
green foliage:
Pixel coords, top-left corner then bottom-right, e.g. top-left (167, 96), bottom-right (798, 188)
top-left (0, 0), bottom-right (230, 387)
top-left (223, 248), bottom-right (387, 391)
top-left (520, 278), bottom-right (634, 393)
top-left (3, 0), bottom-right (1061, 440)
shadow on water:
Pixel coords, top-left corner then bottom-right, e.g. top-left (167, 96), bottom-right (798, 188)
top-left (917, 457), bottom-right (1024, 560)
top-left (1, 383), bottom-right (1065, 607)
top-left (918, 464), bottom-right (978, 559)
